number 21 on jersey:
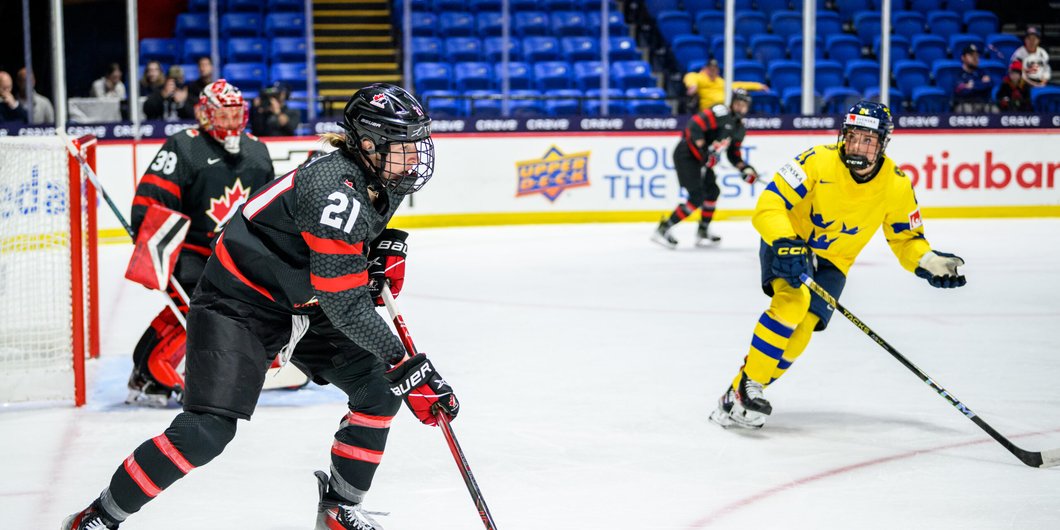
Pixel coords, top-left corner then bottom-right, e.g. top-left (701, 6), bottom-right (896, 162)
top-left (319, 192), bottom-right (361, 233)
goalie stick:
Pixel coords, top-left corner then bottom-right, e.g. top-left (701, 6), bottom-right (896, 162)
top-left (800, 273), bottom-right (1060, 468)
top-left (380, 284), bottom-right (499, 530)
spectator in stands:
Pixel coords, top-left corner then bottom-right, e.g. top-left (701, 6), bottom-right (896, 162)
top-left (1011, 26), bottom-right (1051, 88)
top-left (953, 44), bottom-right (996, 113)
top-left (684, 59), bottom-right (768, 112)
top-left (144, 75), bottom-right (194, 121)
top-left (140, 60), bottom-right (165, 96)
top-left (167, 65), bottom-right (186, 86)
top-left (187, 56), bottom-right (214, 99)
top-left (90, 63), bottom-right (127, 100)
top-left (15, 68), bottom-right (55, 124)
top-left (996, 60), bottom-right (1033, 112)
top-left (0, 71), bottom-right (28, 123)
top-left (251, 82), bottom-right (300, 136)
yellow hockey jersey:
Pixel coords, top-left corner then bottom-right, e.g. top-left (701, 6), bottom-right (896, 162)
top-left (754, 143), bottom-right (932, 275)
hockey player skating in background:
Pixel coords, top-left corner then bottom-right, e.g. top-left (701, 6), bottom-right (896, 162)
top-left (651, 88), bottom-right (759, 249)
top-left (709, 101), bottom-right (966, 429)
top-left (63, 84), bottom-right (459, 530)
top-left (125, 79), bottom-right (274, 406)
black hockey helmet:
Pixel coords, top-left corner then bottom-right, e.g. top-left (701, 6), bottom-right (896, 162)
top-left (341, 83), bottom-right (434, 194)
top-left (730, 88), bottom-right (752, 116)
top-left (838, 100), bottom-right (894, 173)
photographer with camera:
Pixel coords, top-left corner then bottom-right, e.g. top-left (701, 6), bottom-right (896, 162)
top-left (251, 82), bottom-right (301, 136)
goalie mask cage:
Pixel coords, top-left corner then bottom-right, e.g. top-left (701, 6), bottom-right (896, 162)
top-left (0, 135), bottom-right (99, 406)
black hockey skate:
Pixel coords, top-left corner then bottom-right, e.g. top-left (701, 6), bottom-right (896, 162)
top-left (315, 470), bottom-right (384, 530)
top-left (650, 221), bottom-right (678, 249)
top-left (695, 223), bottom-right (721, 246)
top-left (125, 368), bottom-right (181, 408)
top-left (709, 372), bottom-right (772, 429)
top-left (61, 499), bottom-right (120, 530)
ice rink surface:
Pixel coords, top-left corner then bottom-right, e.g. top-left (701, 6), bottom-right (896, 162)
top-left (3, 218), bottom-right (1060, 530)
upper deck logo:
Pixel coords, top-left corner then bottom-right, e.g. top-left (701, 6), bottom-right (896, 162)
top-left (515, 146), bottom-right (590, 202)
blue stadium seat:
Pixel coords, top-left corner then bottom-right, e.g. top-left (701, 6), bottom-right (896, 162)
top-left (414, 62), bottom-right (453, 92)
top-left (574, 61), bottom-right (604, 90)
top-left (140, 39), bottom-right (179, 63)
top-left (781, 87), bottom-right (821, 114)
top-left (524, 37), bottom-right (561, 62)
top-left (222, 13), bottom-right (262, 36)
top-left (436, 0), bottom-right (469, 11)
top-left (496, 62), bottom-right (533, 89)
top-left (465, 90), bottom-right (501, 117)
top-left (893, 11), bottom-right (925, 39)
top-left (514, 12), bottom-right (550, 37)
top-left (228, 0), bottom-right (262, 11)
top-left (445, 37), bottom-right (483, 62)
top-left (454, 62), bottom-right (494, 91)
top-left (585, 88), bottom-right (626, 116)
top-left (767, 60), bottom-right (801, 93)
top-left (694, 11), bottom-right (723, 39)
top-left (911, 86), bottom-right (950, 112)
top-left (845, 59), bottom-right (880, 92)
top-left (265, 13), bottom-right (306, 37)
top-left (770, 11), bottom-right (802, 41)
top-left (440, 12), bottom-right (476, 37)
top-left (182, 38), bottom-right (212, 63)
top-left (272, 37), bottom-right (308, 62)
top-left (576, 0), bottom-right (621, 10)
top-left (645, 0), bottom-right (679, 15)
top-left (986, 34), bottom-right (1021, 63)
top-left (1031, 86), bottom-right (1060, 112)
top-left (826, 34), bottom-right (862, 63)
top-left (834, 0), bottom-right (871, 23)
top-left (187, 0), bottom-right (215, 12)
top-left (875, 35), bottom-right (911, 65)
top-left (609, 37), bottom-right (641, 61)
top-left (735, 11), bottom-right (767, 36)
top-left (945, 0), bottom-right (977, 14)
top-left (545, 89), bottom-right (584, 116)
top-left (178, 63), bottom-right (200, 81)
top-left (979, 59), bottom-right (1005, 80)
top-left (534, 61), bottom-right (573, 90)
top-left (733, 60), bottom-right (767, 84)
top-left (562, 37), bottom-right (600, 62)
top-left (758, 0), bottom-right (791, 16)
top-left (610, 60), bottom-right (655, 89)
top-left (222, 62), bottom-right (267, 91)
top-left (509, 89), bottom-right (546, 116)
top-left (421, 90), bottom-right (464, 117)
top-left (864, 86), bottom-right (906, 108)
top-left (931, 59), bottom-right (964, 93)
top-left (412, 12), bottom-right (438, 36)
top-left (412, 37), bottom-right (444, 62)
top-left (963, 10), bottom-right (999, 39)
top-left (658, 11), bottom-right (694, 45)
top-left (509, 0), bottom-right (540, 10)
top-left (748, 90), bottom-right (780, 114)
top-left (926, 11), bottom-right (961, 39)
top-left (911, 35), bottom-right (948, 65)
top-left (476, 12), bottom-right (503, 37)
top-left (270, 62), bottom-right (307, 90)
top-left (485, 37), bottom-right (523, 62)
top-left (586, 11), bottom-right (626, 34)
top-left (750, 35), bottom-right (786, 63)
top-left (949, 34), bottom-right (984, 59)
top-left (683, 0), bottom-right (717, 17)
top-left (268, 0), bottom-right (304, 11)
top-left (710, 35), bottom-right (747, 62)
top-left (853, 12), bottom-right (881, 47)
top-left (227, 38), bottom-right (267, 62)
top-left (814, 60), bottom-right (844, 89)
top-left (823, 87), bottom-right (862, 113)
top-left (551, 11), bottom-right (590, 37)
top-left (175, 13), bottom-right (210, 37)
top-left (469, 0), bottom-right (503, 10)
top-left (789, 35), bottom-right (824, 60)
top-left (543, 0), bottom-right (577, 10)
top-left (672, 35), bottom-right (709, 72)
top-left (626, 87), bottom-right (671, 115)
top-left (910, 0), bottom-right (943, 10)
top-left (816, 11), bottom-right (843, 37)
top-left (894, 60), bottom-right (931, 94)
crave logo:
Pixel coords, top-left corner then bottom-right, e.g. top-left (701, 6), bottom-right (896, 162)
top-left (515, 146), bottom-right (590, 201)
top-left (207, 178), bottom-right (251, 231)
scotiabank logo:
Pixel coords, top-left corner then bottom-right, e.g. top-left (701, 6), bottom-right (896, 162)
top-left (0, 165), bottom-right (68, 219)
top-left (899, 151), bottom-right (1058, 190)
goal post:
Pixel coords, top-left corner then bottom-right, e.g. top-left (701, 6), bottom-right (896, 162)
top-left (0, 135), bottom-right (99, 406)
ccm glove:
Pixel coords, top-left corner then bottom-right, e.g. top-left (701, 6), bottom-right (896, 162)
top-left (385, 353), bottom-right (459, 426)
top-left (740, 165), bottom-right (759, 184)
top-left (367, 229), bottom-right (409, 306)
top-left (771, 237), bottom-right (812, 289)
top-left (915, 251), bottom-right (966, 288)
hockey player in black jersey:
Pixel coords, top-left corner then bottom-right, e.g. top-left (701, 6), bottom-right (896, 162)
top-left (651, 88), bottom-right (759, 249)
top-left (125, 79), bottom-right (275, 407)
top-left (62, 84), bottom-right (458, 530)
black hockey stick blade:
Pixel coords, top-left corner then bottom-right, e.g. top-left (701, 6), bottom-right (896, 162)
top-left (800, 273), bottom-right (1060, 468)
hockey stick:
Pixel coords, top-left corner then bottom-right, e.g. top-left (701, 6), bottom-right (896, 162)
top-left (800, 272), bottom-right (1060, 468)
top-left (380, 284), bottom-right (499, 530)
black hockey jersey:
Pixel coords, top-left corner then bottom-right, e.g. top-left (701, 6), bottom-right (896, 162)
top-left (131, 128), bottom-right (274, 257)
top-left (202, 149), bottom-right (406, 365)
top-left (675, 104), bottom-right (748, 168)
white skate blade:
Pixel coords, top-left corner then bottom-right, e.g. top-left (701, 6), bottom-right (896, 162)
top-left (650, 232), bottom-right (677, 249)
top-left (125, 389), bottom-right (170, 408)
top-left (708, 407), bottom-right (736, 428)
top-left (728, 401), bottom-right (768, 429)
top-left (694, 238), bottom-right (721, 247)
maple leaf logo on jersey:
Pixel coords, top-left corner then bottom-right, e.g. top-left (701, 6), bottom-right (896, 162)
top-left (206, 178), bottom-right (251, 231)
top-left (371, 93), bottom-right (388, 109)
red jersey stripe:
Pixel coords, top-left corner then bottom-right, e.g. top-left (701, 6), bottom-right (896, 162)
top-left (139, 174), bottom-right (181, 198)
top-left (182, 242), bottom-right (212, 256)
top-left (693, 113), bottom-right (708, 130)
top-left (331, 440), bottom-right (384, 464)
top-left (152, 434), bottom-right (195, 474)
top-left (123, 455), bottom-right (162, 497)
top-left (343, 411), bottom-right (394, 429)
top-left (132, 196), bottom-right (165, 209)
top-left (301, 232), bottom-right (364, 255)
top-left (702, 109), bottom-right (717, 129)
top-left (311, 271), bottom-right (369, 292)
top-left (214, 233), bottom-right (276, 302)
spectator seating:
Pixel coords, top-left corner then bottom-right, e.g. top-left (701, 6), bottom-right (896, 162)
top-left (789, 36), bottom-right (825, 60)
top-left (222, 62), bottom-right (267, 91)
top-left (912, 35), bottom-right (948, 65)
top-left (767, 60), bottom-right (801, 93)
top-left (514, 12), bottom-right (550, 37)
top-left (412, 37), bottom-right (444, 62)
top-left (545, 89), bottom-right (583, 116)
top-left (440, 12), bottom-right (476, 37)
top-left (911, 86), bottom-right (950, 112)
top-left (823, 86), bottom-right (862, 113)
top-left (222, 13), bottom-right (262, 36)
top-left (770, 11), bottom-right (802, 40)
top-left (931, 59), bottom-right (964, 94)
top-left (826, 35), bottom-right (862, 64)
top-left (610, 37), bottom-right (641, 61)
top-left (864, 86), bottom-right (906, 108)
top-left (844, 59), bottom-right (879, 92)
top-left (182, 38), bottom-right (212, 62)
top-left (734, 60), bottom-right (767, 84)
top-left (486, 37), bottom-right (523, 61)
top-left (894, 60), bottom-right (931, 94)
top-left (574, 60), bottom-right (604, 90)
top-left (496, 62), bottom-right (534, 89)
top-left (1031, 86), bottom-right (1060, 112)
top-left (735, 11), bottom-right (768, 36)
top-left (140, 39), bottom-right (179, 63)
top-left (446, 37), bottom-right (482, 62)
top-left (814, 60), bottom-right (844, 90)
top-left (270, 62), bottom-right (307, 90)
top-left (228, 38), bottom-right (267, 62)
top-left (853, 12), bottom-right (881, 47)
top-left (265, 12), bottom-right (305, 36)
top-left (626, 87), bottom-right (671, 115)
top-left (455, 62), bottom-right (494, 91)
top-left (175, 13), bottom-right (210, 37)
top-left (534, 61), bottom-right (574, 90)
top-left (658, 11), bottom-right (694, 44)
top-left (672, 35), bottom-right (709, 72)
top-left (893, 12), bottom-right (925, 39)
top-left (271, 37), bottom-right (307, 62)
top-left (585, 88), bottom-right (625, 116)
top-left (986, 34), bottom-right (1021, 62)
top-left (963, 10), bottom-right (999, 39)
top-left (926, 11), bottom-right (961, 40)
top-left (611, 61), bottom-right (655, 90)
top-left (949, 34), bottom-right (984, 59)
top-left (750, 35), bottom-right (786, 63)
top-left (980, 59), bottom-right (1006, 80)
top-left (414, 62), bottom-right (453, 92)
top-left (562, 37), bottom-right (600, 62)
top-left (524, 37), bottom-right (561, 62)
top-left (748, 90), bottom-right (781, 114)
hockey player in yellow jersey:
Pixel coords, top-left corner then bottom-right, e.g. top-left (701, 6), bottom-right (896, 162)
top-left (709, 101), bottom-right (967, 429)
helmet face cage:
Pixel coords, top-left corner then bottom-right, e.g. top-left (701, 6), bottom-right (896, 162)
top-left (838, 101), bottom-right (894, 170)
top-left (342, 83), bottom-right (434, 194)
top-left (731, 88), bottom-right (753, 115)
top-left (196, 79), bottom-right (248, 153)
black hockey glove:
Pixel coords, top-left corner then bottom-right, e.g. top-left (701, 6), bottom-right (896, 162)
top-left (915, 250), bottom-right (966, 288)
top-left (741, 165), bottom-right (759, 184)
top-left (367, 229), bottom-right (409, 306)
top-left (385, 353), bottom-right (459, 426)
top-left (771, 237), bottom-right (812, 289)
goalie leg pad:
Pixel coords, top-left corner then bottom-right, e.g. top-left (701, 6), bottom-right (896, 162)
top-left (128, 309), bottom-right (187, 405)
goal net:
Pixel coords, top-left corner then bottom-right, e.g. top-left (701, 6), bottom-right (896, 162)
top-left (0, 135), bottom-right (98, 406)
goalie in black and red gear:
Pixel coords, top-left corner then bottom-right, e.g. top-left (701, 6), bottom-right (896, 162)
top-left (125, 79), bottom-right (275, 407)
top-left (63, 83), bottom-right (459, 530)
